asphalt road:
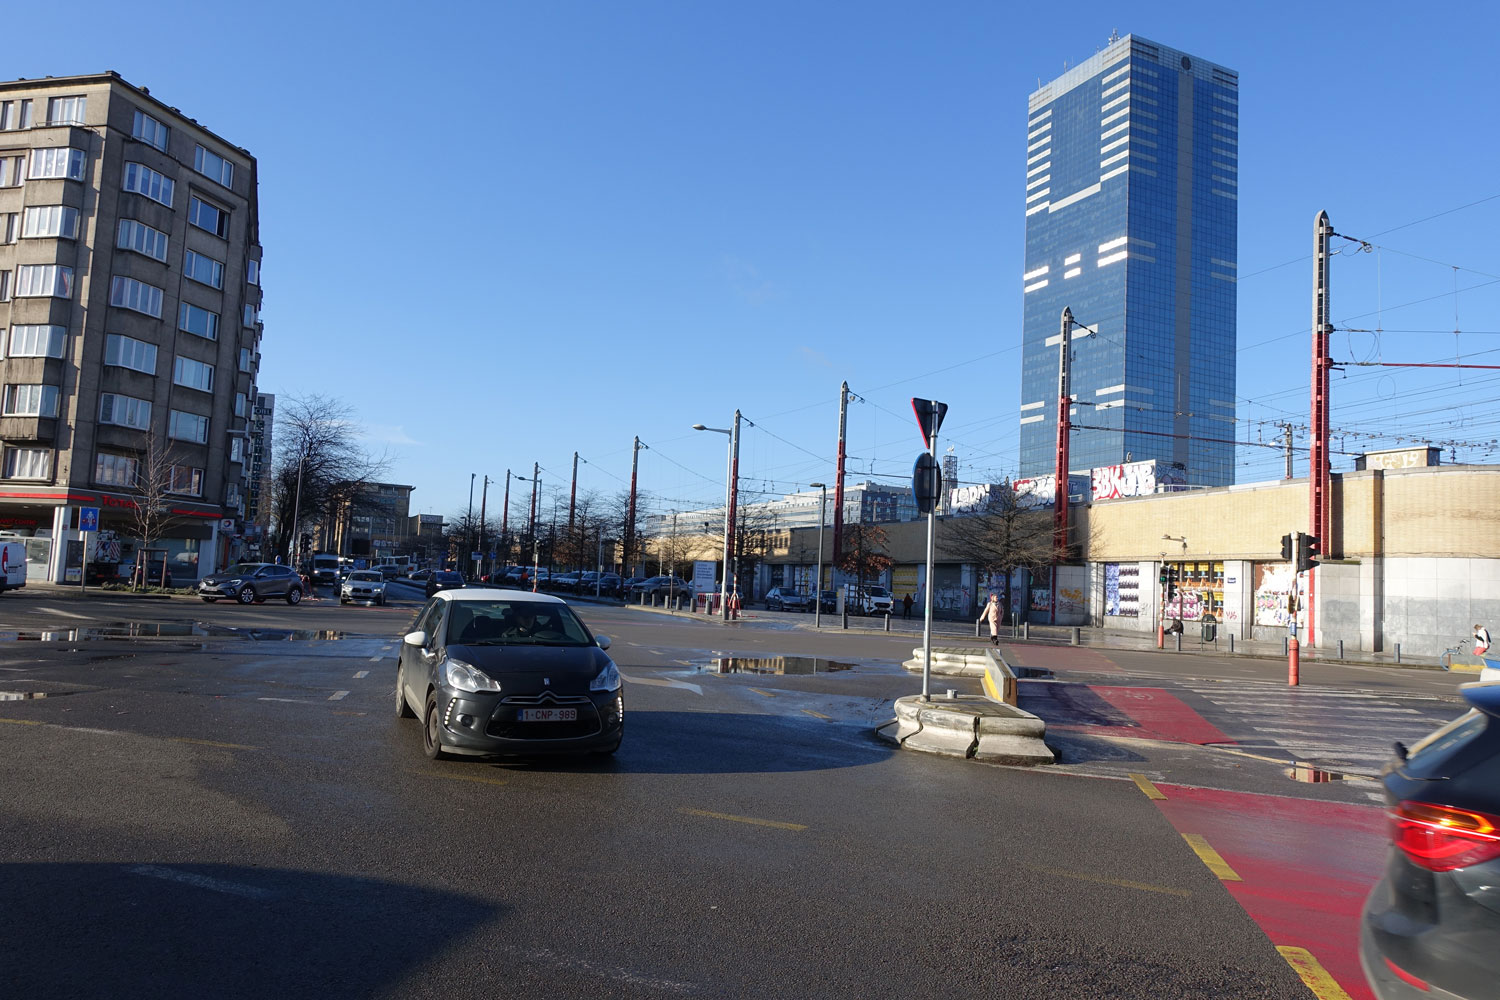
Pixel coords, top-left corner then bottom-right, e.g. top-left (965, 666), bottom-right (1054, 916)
top-left (1, 587), bottom-right (1456, 998)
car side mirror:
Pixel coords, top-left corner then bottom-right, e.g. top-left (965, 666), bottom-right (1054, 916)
top-left (595, 635), bottom-right (611, 650)
top-left (403, 630), bottom-right (428, 647)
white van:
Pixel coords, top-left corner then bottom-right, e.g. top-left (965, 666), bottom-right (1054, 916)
top-left (0, 541), bottom-right (27, 594)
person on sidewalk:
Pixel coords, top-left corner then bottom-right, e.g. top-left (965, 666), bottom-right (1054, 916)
top-left (1474, 623), bottom-right (1491, 658)
top-left (980, 593), bottom-right (1002, 646)
top-left (902, 593), bottom-right (913, 619)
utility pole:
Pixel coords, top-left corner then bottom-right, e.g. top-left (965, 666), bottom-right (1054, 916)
top-left (529, 462), bottom-right (539, 591)
top-left (1052, 307), bottom-right (1075, 624)
top-left (568, 452), bottom-right (579, 569)
top-left (1280, 423), bottom-right (1295, 480)
top-left (476, 475), bottom-right (491, 580)
top-left (725, 411), bottom-right (742, 618)
top-left (1309, 211), bottom-right (1334, 648)
top-left (832, 381), bottom-right (849, 577)
top-left (500, 469), bottom-right (511, 566)
top-left (466, 472), bottom-right (475, 573)
top-left (624, 437), bottom-right (646, 581)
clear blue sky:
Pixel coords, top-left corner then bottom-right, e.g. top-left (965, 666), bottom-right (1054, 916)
top-left (16, 1), bottom-right (1500, 526)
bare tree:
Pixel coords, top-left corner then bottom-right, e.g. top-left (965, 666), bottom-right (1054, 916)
top-left (270, 395), bottom-right (388, 563)
top-left (128, 432), bottom-right (186, 589)
top-left (940, 483), bottom-right (1056, 617)
top-left (837, 522), bottom-right (893, 597)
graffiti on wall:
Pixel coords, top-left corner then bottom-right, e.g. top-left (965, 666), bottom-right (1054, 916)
top-left (1057, 587), bottom-right (1086, 616)
top-left (1105, 563), bottom-right (1141, 617)
top-left (1090, 460), bottom-right (1187, 500)
top-left (1255, 563), bottom-right (1296, 627)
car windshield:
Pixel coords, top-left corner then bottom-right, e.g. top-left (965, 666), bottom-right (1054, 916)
top-left (435, 572), bottom-right (463, 582)
top-left (225, 564), bottom-right (264, 576)
top-left (867, 587), bottom-right (889, 597)
top-left (348, 572), bottom-right (382, 582)
top-left (445, 600), bottom-right (593, 646)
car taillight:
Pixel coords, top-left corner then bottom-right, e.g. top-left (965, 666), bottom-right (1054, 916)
top-left (1390, 800), bottom-right (1500, 872)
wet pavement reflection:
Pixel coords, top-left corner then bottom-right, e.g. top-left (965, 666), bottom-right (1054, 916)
top-left (699, 655), bottom-right (857, 675)
top-left (0, 623), bottom-right (346, 642)
top-left (1283, 763), bottom-right (1369, 783)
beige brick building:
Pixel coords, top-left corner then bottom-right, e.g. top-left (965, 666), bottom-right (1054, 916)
top-left (0, 72), bottom-right (262, 582)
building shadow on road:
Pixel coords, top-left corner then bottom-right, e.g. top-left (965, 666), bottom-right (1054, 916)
top-left (465, 710), bottom-right (895, 776)
top-left (0, 862), bottom-right (501, 999)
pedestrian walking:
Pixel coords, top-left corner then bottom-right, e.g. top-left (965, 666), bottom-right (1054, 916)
top-left (902, 593), bottom-right (914, 619)
top-left (1474, 623), bottom-right (1491, 658)
top-left (980, 592), bottom-right (1002, 645)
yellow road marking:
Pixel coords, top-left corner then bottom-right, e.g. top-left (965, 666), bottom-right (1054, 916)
top-left (171, 737), bottom-right (261, 750)
top-left (1181, 833), bottom-right (1242, 881)
top-left (748, 688), bottom-right (776, 698)
top-left (1276, 946), bottom-right (1353, 1000)
top-left (1027, 864), bottom-right (1190, 898)
top-left (801, 709), bottom-right (831, 720)
top-left (0, 717), bottom-right (44, 725)
top-left (680, 808), bottom-right (807, 831)
top-left (421, 771), bottom-right (510, 787)
top-left (981, 670), bottom-right (1003, 701)
top-left (1129, 773), bottom-right (1166, 800)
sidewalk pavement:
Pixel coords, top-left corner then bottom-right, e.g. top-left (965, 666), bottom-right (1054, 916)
top-left (627, 601), bottom-right (1473, 674)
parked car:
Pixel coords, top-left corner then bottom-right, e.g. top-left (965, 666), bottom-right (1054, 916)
top-left (378, 565), bottom-right (405, 581)
top-left (629, 576), bottom-right (690, 599)
top-left (408, 569), bottom-right (433, 584)
top-left (852, 585), bottom-right (895, 615)
top-left (551, 572), bottom-right (583, 592)
top-left (595, 573), bottom-right (623, 596)
top-left (395, 590), bottom-right (622, 758)
top-left (199, 563), bottom-right (304, 605)
top-left (425, 570), bottom-right (466, 598)
top-left (621, 577), bottom-right (647, 595)
top-left (764, 587), bottom-right (813, 612)
top-left (817, 590), bottom-right (838, 614)
top-left (340, 570), bottom-right (388, 605)
top-left (500, 566), bottom-right (529, 586)
top-left (1360, 682), bottom-right (1500, 999)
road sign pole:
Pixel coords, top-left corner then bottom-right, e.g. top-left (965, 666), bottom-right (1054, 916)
top-left (922, 428), bottom-right (937, 702)
top-left (911, 398), bottom-right (947, 703)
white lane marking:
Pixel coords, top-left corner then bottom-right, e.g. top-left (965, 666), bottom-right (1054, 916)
top-left (65, 727), bottom-right (128, 736)
top-left (257, 697), bottom-right (321, 705)
top-left (353, 670), bottom-right (369, 679)
top-left (368, 655), bottom-right (382, 662)
top-left (617, 671), bottom-right (702, 696)
top-left (329, 690), bottom-right (350, 701)
top-left (127, 864), bottom-right (275, 900)
top-left (498, 945), bottom-right (696, 995)
top-left (34, 606), bottom-right (89, 620)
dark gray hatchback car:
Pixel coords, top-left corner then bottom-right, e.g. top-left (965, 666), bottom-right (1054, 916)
top-left (1360, 682), bottom-right (1500, 999)
top-left (198, 562), bottom-right (304, 605)
top-left (395, 590), bottom-right (623, 759)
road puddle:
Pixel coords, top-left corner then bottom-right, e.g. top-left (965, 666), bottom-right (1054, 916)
top-left (0, 624), bottom-right (346, 642)
top-left (1283, 763), bottom-right (1364, 783)
top-left (700, 656), bottom-right (857, 675)
top-left (0, 691), bottom-right (75, 700)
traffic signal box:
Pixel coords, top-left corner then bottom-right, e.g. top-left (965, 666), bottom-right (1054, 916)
top-left (1295, 532), bottom-right (1321, 573)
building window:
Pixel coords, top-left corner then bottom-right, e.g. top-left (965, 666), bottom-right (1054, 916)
top-left (193, 144), bottom-right (234, 187)
top-left (242, 304), bottom-right (259, 327)
top-left (117, 219), bottom-right (168, 261)
top-left (0, 270), bottom-right (10, 301)
top-left (29, 147), bottom-right (86, 181)
top-left (169, 464), bottom-right (203, 496)
top-left (45, 96), bottom-right (87, 126)
top-left (246, 259), bottom-right (260, 285)
top-left (0, 154), bottom-right (23, 186)
top-left (95, 451), bottom-right (138, 487)
top-left (0, 101), bottom-right (15, 130)
top-left (178, 303), bottom-right (219, 341)
top-left (168, 409), bottom-right (209, 444)
top-left (229, 437), bottom-right (245, 463)
top-left (109, 275), bottom-right (163, 317)
top-left (234, 392), bottom-right (247, 417)
top-left (2, 384), bottom-right (60, 418)
top-left (122, 161), bottom-right (173, 206)
top-left (14, 100), bottom-right (33, 129)
top-left (0, 212), bottom-right (15, 243)
top-left (238, 347), bottom-right (253, 372)
top-left (183, 249), bottom-right (224, 289)
top-left (104, 333), bottom-right (157, 374)
top-left (173, 355), bottom-right (215, 393)
top-left (99, 393), bottom-right (151, 430)
top-left (21, 205), bottom-right (79, 239)
top-left (3, 447), bottom-right (51, 481)
top-left (7, 325), bottom-right (67, 359)
top-left (131, 110), bottom-right (169, 151)
top-left (187, 196), bottom-right (228, 237)
top-left (16, 264), bottom-right (73, 298)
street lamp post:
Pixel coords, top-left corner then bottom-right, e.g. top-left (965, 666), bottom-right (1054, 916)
top-left (466, 473), bottom-right (475, 573)
top-left (693, 410), bottom-right (743, 620)
top-left (596, 535), bottom-right (616, 599)
top-left (809, 482), bottom-right (827, 628)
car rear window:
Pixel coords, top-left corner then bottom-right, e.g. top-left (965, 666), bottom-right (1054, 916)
top-left (1402, 710), bottom-right (1490, 779)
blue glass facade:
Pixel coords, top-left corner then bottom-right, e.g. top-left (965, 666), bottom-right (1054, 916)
top-left (1018, 36), bottom-right (1238, 487)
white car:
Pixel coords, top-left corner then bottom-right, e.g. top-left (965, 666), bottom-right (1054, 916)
top-left (1482, 656), bottom-right (1500, 684)
top-left (340, 570), bottom-right (387, 605)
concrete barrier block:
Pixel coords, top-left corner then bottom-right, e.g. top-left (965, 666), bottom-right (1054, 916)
top-left (904, 706), bottom-right (977, 758)
top-left (973, 731), bottom-right (1055, 765)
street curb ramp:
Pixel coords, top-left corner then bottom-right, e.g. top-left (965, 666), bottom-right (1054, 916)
top-left (879, 647), bottom-right (1053, 765)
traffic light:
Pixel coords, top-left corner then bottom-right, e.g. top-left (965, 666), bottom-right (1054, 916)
top-left (1280, 534), bottom-right (1293, 561)
top-left (1159, 566), bottom-right (1169, 585)
top-left (1166, 566), bottom-right (1178, 602)
top-left (1296, 533), bottom-right (1320, 573)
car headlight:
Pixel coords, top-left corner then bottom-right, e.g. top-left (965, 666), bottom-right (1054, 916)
top-left (590, 660), bottom-right (621, 692)
top-left (444, 659), bottom-right (501, 693)
top-left (227, 578), bottom-right (242, 587)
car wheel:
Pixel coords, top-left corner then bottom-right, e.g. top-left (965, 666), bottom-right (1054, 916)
top-left (422, 693), bottom-right (450, 760)
top-left (376, 595), bottom-right (385, 606)
top-left (237, 586), bottom-right (256, 605)
top-left (395, 663), bottom-right (416, 719)
top-left (286, 587), bottom-right (302, 606)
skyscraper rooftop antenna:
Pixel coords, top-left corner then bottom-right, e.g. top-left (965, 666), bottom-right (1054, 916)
top-left (1108, 29), bottom-right (1120, 44)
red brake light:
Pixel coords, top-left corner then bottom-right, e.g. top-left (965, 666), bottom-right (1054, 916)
top-left (1391, 800), bottom-right (1500, 872)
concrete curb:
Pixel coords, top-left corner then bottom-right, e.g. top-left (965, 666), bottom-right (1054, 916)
top-left (881, 694), bottom-right (1055, 766)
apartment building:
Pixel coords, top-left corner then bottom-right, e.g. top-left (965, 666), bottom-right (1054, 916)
top-left (0, 72), bottom-right (262, 582)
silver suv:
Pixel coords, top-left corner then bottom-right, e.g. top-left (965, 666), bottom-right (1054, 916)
top-left (199, 563), bottom-right (305, 605)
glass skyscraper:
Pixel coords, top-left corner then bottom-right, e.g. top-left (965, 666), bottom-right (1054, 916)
top-left (1017, 35), bottom-right (1238, 487)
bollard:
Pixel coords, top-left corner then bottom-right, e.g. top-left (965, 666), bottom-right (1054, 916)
top-left (975, 620), bottom-right (981, 639)
top-left (1395, 643), bottom-right (1402, 663)
top-left (1289, 636), bottom-right (1300, 685)
top-left (1228, 633), bottom-right (1235, 653)
top-left (640, 592), bottom-right (646, 606)
top-left (1023, 622), bottom-right (1029, 640)
top-left (1284, 636), bottom-right (1288, 656)
top-left (1070, 627), bottom-right (1081, 646)
top-left (842, 610), bottom-right (849, 630)
top-left (884, 614), bottom-right (891, 633)
top-left (1338, 639), bottom-right (1344, 660)
top-left (1174, 632), bottom-right (1181, 652)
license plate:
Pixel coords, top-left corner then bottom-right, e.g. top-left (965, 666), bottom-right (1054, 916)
top-left (517, 708), bottom-right (577, 722)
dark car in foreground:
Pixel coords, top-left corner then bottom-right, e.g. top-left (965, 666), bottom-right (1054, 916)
top-left (198, 563), bottom-right (304, 605)
top-left (395, 590), bottom-right (623, 759)
top-left (1360, 682), bottom-right (1500, 999)
top-left (425, 571), bottom-right (465, 598)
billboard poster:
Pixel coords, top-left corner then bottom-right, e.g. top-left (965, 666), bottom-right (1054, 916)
top-left (692, 560), bottom-right (717, 595)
